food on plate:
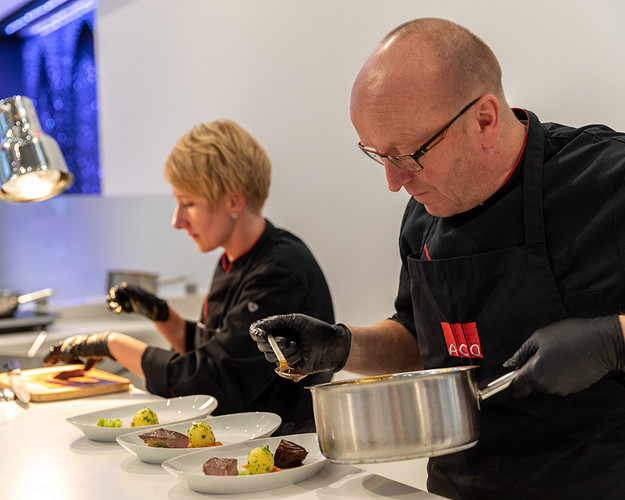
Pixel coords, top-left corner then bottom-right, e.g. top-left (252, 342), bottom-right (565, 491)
top-left (131, 407), bottom-right (159, 427)
top-left (136, 422), bottom-right (223, 448)
top-left (273, 439), bottom-right (308, 468)
top-left (246, 445), bottom-right (275, 475)
top-left (201, 440), bottom-right (309, 476)
top-left (96, 418), bottom-right (123, 427)
top-left (54, 367), bottom-right (86, 379)
top-left (95, 407), bottom-right (159, 429)
top-left (138, 427), bottom-right (190, 448)
top-left (202, 457), bottom-right (238, 476)
top-left (187, 421), bottom-right (216, 448)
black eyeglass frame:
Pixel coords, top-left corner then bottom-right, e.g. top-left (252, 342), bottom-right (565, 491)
top-left (357, 97), bottom-right (482, 172)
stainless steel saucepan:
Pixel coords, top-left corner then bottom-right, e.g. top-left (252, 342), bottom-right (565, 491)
top-left (308, 366), bottom-right (515, 464)
top-left (0, 288), bottom-right (54, 318)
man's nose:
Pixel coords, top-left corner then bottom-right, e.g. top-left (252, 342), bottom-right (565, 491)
top-left (384, 160), bottom-right (413, 192)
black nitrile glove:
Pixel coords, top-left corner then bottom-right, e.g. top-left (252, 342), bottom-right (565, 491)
top-left (107, 283), bottom-right (169, 322)
top-left (503, 316), bottom-right (625, 397)
top-left (43, 332), bottom-right (113, 371)
top-left (249, 313), bottom-right (351, 374)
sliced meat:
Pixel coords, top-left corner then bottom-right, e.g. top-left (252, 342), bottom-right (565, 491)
top-left (273, 439), bottom-right (308, 468)
top-left (202, 457), bottom-right (238, 476)
top-left (54, 368), bottom-right (86, 380)
top-left (137, 428), bottom-right (189, 448)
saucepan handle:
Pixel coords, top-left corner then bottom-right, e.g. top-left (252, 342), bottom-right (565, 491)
top-left (478, 370), bottom-right (517, 401)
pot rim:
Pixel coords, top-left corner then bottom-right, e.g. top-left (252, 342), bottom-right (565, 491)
top-left (308, 365), bottom-right (480, 391)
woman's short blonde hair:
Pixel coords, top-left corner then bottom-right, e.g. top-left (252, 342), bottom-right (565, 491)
top-left (164, 119), bottom-right (271, 211)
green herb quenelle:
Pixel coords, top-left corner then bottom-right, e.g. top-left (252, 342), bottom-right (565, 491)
top-left (96, 418), bottom-right (123, 427)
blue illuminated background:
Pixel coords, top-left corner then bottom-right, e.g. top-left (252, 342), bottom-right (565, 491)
top-left (0, 0), bottom-right (128, 305)
top-left (0, 0), bottom-right (206, 308)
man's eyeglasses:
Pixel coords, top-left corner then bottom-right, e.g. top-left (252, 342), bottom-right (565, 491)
top-left (357, 97), bottom-right (481, 172)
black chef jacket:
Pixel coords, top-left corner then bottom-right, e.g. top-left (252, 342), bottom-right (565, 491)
top-left (392, 110), bottom-right (625, 499)
top-left (142, 220), bottom-right (334, 434)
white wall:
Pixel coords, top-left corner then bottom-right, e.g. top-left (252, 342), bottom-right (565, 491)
top-left (96, 0), bottom-right (625, 325)
top-left (2, 0), bottom-right (625, 325)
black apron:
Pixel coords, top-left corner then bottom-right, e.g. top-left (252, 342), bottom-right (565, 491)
top-left (407, 113), bottom-right (625, 499)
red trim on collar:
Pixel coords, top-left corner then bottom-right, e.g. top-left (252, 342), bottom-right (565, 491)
top-left (220, 230), bottom-right (266, 274)
top-left (498, 109), bottom-right (529, 190)
top-left (221, 253), bottom-right (233, 273)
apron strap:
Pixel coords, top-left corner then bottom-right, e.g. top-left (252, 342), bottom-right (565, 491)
top-left (521, 110), bottom-right (547, 250)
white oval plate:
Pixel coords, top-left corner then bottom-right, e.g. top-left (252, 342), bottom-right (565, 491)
top-left (116, 412), bottom-right (282, 464)
top-left (162, 433), bottom-right (326, 494)
top-left (66, 394), bottom-right (218, 442)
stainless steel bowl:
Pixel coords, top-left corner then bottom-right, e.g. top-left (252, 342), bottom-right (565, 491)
top-left (308, 366), bottom-right (514, 464)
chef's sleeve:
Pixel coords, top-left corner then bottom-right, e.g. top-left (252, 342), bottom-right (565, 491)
top-left (141, 258), bottom-right (330, 410)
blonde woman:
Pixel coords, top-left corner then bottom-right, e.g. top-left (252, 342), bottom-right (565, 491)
top-left (45, 119), bottom-right (334, 434)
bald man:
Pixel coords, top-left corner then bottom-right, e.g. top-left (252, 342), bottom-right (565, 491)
top-left (251, 18), bottom-right (625, 498)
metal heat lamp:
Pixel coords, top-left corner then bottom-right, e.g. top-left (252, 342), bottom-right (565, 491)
top-left (0, 95), bottom-right (73, 202)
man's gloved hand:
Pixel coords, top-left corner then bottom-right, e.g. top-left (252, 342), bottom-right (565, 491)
top-left (43, 332), bottom-right (114, 371)
top-left (107, 283), bottom-right (169, 322)
top-left (504, 316), bottom-right (625, 397)
top-left (249, 313), bottom-right (351, 374)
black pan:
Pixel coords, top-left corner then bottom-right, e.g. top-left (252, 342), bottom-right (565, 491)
top-left (0, 288), bottom-right (54, 318)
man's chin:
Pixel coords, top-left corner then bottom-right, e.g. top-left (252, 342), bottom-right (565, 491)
top-left (422, 200), bottom-right (477, 218)
top-left (421, 202), bottom-right (457, 218)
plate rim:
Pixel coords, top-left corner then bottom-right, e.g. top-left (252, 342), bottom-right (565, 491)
top-left (66, 394), bottom-right (218, 441)
top-left (115, 411), bottom-right (282, 463)
top-left (161, 433), bottom-right (326, 494)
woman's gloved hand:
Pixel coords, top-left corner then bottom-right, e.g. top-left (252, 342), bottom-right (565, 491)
top-left (43, 332), bottom-right (113, 370)
top-left (107, 283), bottom-right (169, 322)
top-left (504, 316), bottom-right (625, 397)
top-left (249, 313), bottom-right (351, 374)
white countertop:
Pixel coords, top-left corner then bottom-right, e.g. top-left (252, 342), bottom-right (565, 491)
top-left (0, 388), bottom-right (443, 500)
top-left (0, 298), bottom-right (439, 499)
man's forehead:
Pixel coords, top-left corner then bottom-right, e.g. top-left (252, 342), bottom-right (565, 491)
top-left (356, 41), bottom-right (441, 103)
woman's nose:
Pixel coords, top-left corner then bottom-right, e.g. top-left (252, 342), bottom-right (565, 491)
top-left (384, 160), bottom-right (413, 192)
top-left (171, 205), bottom-right (186, 229)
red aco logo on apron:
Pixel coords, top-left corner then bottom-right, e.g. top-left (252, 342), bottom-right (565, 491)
top-left (441, 322), bottom-right (483, 358)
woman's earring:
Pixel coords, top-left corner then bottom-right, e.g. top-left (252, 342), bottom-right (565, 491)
top-left (231, 212), bottom-right (238, 220)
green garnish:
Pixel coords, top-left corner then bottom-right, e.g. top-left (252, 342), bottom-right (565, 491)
top-left (96, 418), bottom-right (123, 427)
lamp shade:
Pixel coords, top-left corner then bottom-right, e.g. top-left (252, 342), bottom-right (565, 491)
top-left (0, 95), bottom-right (74, 202)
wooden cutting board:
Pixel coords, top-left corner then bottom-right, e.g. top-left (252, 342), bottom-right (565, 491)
top-left (0, 365), bottom-right (130, 402)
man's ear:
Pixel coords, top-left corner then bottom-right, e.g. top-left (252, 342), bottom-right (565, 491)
top-left (475, 94), bottom-right (499, 150)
